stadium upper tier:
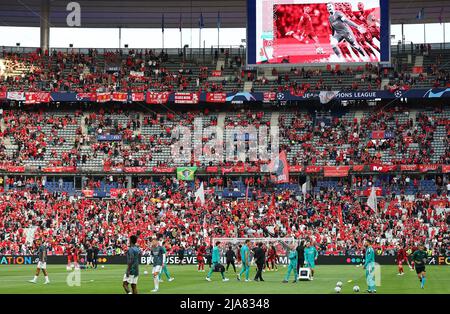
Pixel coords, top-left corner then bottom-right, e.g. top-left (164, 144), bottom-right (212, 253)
top-left (0, 45), bottom-right (449, 93)
top-left (0, 106), bottom-right (448, 171)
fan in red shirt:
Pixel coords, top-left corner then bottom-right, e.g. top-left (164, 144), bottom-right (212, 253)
top-left (196, 243), bottom-right (206, 272)
top-left (396, 244), bottom-right (412, 275)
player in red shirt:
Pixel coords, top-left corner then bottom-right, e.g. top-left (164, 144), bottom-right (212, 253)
top-left (285, 6), bottom-right (324, 54)
top-left (197, 243), bottom-right (206, 272)
top-left (66, 243), bottom-right (80, 270)
top-left (396, 245), bottom-right (412, 275)
top-left (266, 245), bottom-right (278, 271)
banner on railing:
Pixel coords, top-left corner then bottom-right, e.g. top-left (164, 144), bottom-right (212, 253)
top-left (146, 92), bottom-right (169, 104)
top-left (370, 164), bottom-right (398, 172)
top-left (352, 165), bottom-right (365, 172)
top-left (97, 134), bottom-right (122, 141)
top-left (42, 166), bottom-right (77, 173)
top-left (206, 92), bottom-right (226, 103)
top-left (418, 164), bottom-right (439, 172)
top-left (5, 166), bottom-right (26, 173)
top-left (7, 92), bottom-right (25, 101)
top-left (305, 166), bottom-right (322, 173)
top-left (131, 92), bottom-right (145, 102)
top-left (25, 92), bottom-right (51, 104)
top-left (152, 167), bottom-right (175, 173)
top-left (174, 92), bottom-right (200, 104)
top-left (323, 166), bottom-right (350, 177)
top-left (400, 164), bottom-right (419, 171)
top-left (443, 165), bottom-right (450, 173)
top-left (96, 93), bottom-right (111, 103)
top-left (111, 92), bottom-right (128, 102)
top-left (123, 167), bottom-right (147, 173)
top-left (289, 165), bottom-right (303, 172)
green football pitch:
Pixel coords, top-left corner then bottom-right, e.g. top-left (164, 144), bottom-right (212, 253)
top-left (1, 265), bottom-right (449, 294)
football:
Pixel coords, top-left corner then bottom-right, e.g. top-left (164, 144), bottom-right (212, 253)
top-left (336, 281), bottom-right (343, 287)
top-left (353, 285), bottom-right (360, 292)
top-left (334, 286), bottom-right (342, 293)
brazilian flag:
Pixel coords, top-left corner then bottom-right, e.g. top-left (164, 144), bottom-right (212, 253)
top-left (176, 167), bottom-right (197, 181)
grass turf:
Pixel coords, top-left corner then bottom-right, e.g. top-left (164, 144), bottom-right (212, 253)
top-left (0, 264), bottom-right (449, 294)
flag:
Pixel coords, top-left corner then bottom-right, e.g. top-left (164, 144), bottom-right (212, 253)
top-left (367, 186), bottom-right (378, 212)
top-left (268, 150), bottom-right (289, 183)
top-left (179, 13), bottom-right (182, 32)
top-left (195, 182), bottom-right (205, 205)
top-left (245, 182), bottom-right (249, 205)
top-left (162, 14), bottom-right (165, 33)
top-left (337, 205), bottom-right (343, 226)
top-left (199, 12), bottom-right (204, 29)
top-left (176, 167), bottom-right (197, 181)
top-left (302, 182), bottom-right (307, 195)
top-left (416, 8), bottom-right (424, 20)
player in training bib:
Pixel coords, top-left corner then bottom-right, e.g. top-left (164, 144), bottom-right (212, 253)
top-left (237, 240), bottom-right (251, 281)
top-left (150, 238), bottom-right (165, 293)
top-left (29, 238), bottom-right (50, 284)
top-left (326, 2), bottom-right (366, 60)
top-left (364, 239), bottom-right (376, 293)
top-left (158, 240), bottom-right (174, 283)
top-left (411, 244), bottom-right (428, 289)
top-left (283, 244), bottom-right (298, 283)
top-left (304, 241), bottom-right (318, 280)
top-left (123, 235), bottom-right (141, 294)
top-left (206, 241), bottom-right (229, 282)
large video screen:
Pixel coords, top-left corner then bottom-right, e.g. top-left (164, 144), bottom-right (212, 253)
top-left (247, 0), bottom-right (390, 65)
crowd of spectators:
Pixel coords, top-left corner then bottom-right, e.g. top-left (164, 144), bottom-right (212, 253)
top-left (0, 175), bottom-right (448, 257)
top-left (1, 47), bottom-right (449, 94)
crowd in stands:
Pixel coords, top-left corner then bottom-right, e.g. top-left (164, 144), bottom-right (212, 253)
top-left (0, 106), bottom-right (448, 169)
top-left (1, 47), bottom-right (450, 94)
top-left (0, 175), bottom-right (448, 257)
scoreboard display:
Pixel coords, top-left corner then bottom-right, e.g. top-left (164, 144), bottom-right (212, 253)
top-left (247, 0), bottom-right (390, 65)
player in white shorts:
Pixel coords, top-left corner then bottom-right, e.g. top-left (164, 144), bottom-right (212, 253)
top-left (29, 238), bottom-right (50, 284)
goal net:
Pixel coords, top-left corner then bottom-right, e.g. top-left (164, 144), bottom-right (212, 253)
top-left (212, 237), bottom-right (298, 265)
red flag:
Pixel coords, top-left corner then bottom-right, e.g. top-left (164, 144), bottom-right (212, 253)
top-left (269, 150), bottom-right (289, 183)
top-left (337, 205), bottom-right (343, 226)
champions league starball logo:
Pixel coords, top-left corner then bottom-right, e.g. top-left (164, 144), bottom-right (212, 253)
top-left (276, 93), bottom-right (285, 100)
top-left (394, 90), bottom-right (403, 98)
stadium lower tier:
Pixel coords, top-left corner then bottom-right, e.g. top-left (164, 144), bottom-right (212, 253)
top-left (0, 176), bottom-right (448, 257)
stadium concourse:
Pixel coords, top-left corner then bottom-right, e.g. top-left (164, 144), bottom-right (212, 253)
top-left (0, 47), bottom-right (448, 262)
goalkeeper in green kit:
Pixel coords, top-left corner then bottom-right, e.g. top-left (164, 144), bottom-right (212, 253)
top-left (206, 241), bottom-right (229, 282)
top-left (158, 240), bottom-right (175, 283)
top-left (237, 240), bottom-right (251, 282)
top-left (364, 239), bottom-right (376, 293)
top-left (304, 240), bottom-right (318, 280)
top-left (283, 244), bottom-right (298, 283)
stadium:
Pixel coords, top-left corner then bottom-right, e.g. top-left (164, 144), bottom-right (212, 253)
top-left (0, 0), bottom-right (449, 299)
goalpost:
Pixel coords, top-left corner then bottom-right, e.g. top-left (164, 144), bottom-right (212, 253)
top-left (211, 237), bottom-right (298, 265)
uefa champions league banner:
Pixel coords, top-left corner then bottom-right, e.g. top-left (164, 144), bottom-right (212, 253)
top-left (2, 255), bottom-right (449, 266)
top-left (2, 88), bottom-right (449, 105)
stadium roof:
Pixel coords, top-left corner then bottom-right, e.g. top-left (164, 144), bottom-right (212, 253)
top-left (0, 0), bottom-right (448, 28)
